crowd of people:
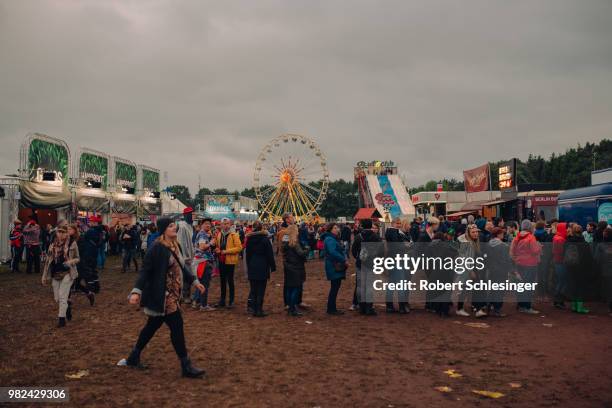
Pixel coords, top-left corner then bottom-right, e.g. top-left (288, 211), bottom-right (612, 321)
top-left (6, 208), bottom-right (611, 378)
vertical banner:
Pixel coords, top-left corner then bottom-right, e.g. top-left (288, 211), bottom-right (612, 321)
top-left (78, 151), bottom-right (108, 190)
top-left (142, 168), bottom-right (160, 192)
top-left (463, 163), bottom-right (490, 193)
top-left (18, 133), bottom-right (72, 209)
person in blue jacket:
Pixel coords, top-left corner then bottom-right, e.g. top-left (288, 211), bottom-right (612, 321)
top-left (322, 223), bottom-right (348, 315)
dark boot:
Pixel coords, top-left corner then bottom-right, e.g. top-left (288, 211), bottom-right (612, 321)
top-left (66, 301), bottom-right (73, 321)
top-left (399, 303), bottom-right (409, 314)
top-left (58, 317), bottom-right (66, 328)
top-left (180, 356), bottom-right (205, 378)
top-left (365, 304), bottom-right (377, 316)
top-left (87, 292), bottom-right (95, 306)
top-left (358, 303), bottom-right (367, 315)
top-left (288, 307), bottom-right (302, 317)
top-left (385, 302), bottom-right (397, 313)
top-left (125, 348), bottom-right (144, 367)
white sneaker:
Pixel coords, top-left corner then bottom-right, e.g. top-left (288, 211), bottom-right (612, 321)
top-left (519, 308), bottom-right (540, 315)
top-left (349, 304), bottom-right (358, 311)
top-left (191, 302), bottom-right (199, 310)
top-left (456, 309), bottom-right (470, 317)
top-left (200, 305), bottom-right (216, 312)
top-left (475, 309), bottom-right (488, 318)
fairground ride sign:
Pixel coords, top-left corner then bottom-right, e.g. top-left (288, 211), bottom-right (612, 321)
top-left (356, 160), bottom-right (395, 169)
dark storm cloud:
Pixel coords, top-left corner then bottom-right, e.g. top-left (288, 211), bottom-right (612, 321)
top-left (1, 0), bottom-right (611, 192)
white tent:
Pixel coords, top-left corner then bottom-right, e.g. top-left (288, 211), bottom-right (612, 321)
top-left (161, 191), bottom-right (187, 215)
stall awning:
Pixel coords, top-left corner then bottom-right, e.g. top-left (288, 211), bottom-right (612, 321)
top-left (354, 208), bottom-right (382, 220)
top-left (446, 210), bottom-right (477, 220)
top-left (483, 198), bottom-right (515, 206)
top-left (460, 200), bottom-right (489, 212)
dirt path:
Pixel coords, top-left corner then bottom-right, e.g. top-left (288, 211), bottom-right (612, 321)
top-left (1, 256), bottom-right (611, 407)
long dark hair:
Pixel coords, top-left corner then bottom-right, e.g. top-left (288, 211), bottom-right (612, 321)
top-left (326, 223), bottom-right (338, 236)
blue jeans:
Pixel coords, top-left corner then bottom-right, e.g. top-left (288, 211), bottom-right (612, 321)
top-left (554, 263), bottom-right (567, 303)
top-left (193, 264), bottom-right (212, 306)
top-left (122, 248), bottom-right (138, 272)
top-left (287, 286), bottom-right (300, 311)
top-left (517, 265), bottom-right (538, 309)
top-left (97, 246), bottom-right (106, 268)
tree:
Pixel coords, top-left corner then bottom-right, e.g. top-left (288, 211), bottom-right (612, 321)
top-left (193, 187), bottom-right (212, 210)
top-left (240, 187), bottom-right (256, 199)
top-left (316, 179), bottom-right (358, 219)
top-left (409, 178), bottom-right (464, 195)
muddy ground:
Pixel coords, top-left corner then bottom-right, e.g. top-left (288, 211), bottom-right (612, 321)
top-left (1, 255), bottom-right (611, 407)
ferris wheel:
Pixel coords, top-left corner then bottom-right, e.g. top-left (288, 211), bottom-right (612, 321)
top-left (253, 133), bottom-right (329, 221)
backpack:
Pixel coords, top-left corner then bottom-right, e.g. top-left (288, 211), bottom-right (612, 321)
top-left (563, 244), bottom-right (580, 267)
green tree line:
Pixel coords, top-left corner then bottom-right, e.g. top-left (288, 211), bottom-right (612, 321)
top-left (410, 139), bottom-right (611, 194)
top-left (168, 139), bottom-right (610, 218)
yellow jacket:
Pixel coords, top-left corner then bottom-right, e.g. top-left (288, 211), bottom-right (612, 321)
top-left (216, 231), bottom-right (242, 265)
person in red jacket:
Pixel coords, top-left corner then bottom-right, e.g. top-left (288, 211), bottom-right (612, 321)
top-left (10, 220), bottom-right (24, 273)
top-left (510, 219), bottom-right (542, 314)
top-left (552, 222), bottom-right (568, 309)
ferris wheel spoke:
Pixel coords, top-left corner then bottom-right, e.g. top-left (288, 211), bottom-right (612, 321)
top-left (289, 182), bottom-right (308, 217)
top-left (261, 184), bottom-right (283, 214)
top-left (293, 182), bottom-right (316, 213)
top-left (295, 158), bottom-right (321, 175)
top-left (258, 184), bottom-right (277, 198)
top-left (295, 182), bottom-right (318, 210)
top-left (300, 182), bottom-right (323, 196)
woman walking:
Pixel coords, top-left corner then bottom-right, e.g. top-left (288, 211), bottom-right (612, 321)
top-left (41, 225), bottom-right (80, 328)
top-left (119, 217), bottom-right (206, 378)
top-left (282, 224), bottom-right (307, 316)
top-left (322, 223), bottom-right (348, 315)
top-left (245, 221), bottom-right (276, 317)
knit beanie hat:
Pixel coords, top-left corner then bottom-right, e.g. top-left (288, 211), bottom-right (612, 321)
top-left (156, 217), bottom-right (173, 236)
top-left (475, 218), bottom-right (487, 230)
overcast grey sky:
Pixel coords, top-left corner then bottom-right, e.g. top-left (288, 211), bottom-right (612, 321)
top-left (1, 0), bottom-right (611, 193)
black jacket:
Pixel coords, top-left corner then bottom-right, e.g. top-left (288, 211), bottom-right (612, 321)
top-left (417, 231), bottom-right (432, 243)
top-left (134, 241), bottom-right (195, 314)
top-left (409, 223), bottom-right (420, 242)
top-left (385, 227), bottom-right (409, 243)
top-left (122, 227), bottom-right (139, 250)
top-left (340, 225), bottom-right (352, 242)
top-left (483, 238), bottom-right (512, 282)
top-left (246, 231), bottom-right (276, 281)
top-left (282, 242), bottom-right (307, 287)
top-left (564, 235), bottom-right (595, 299)
top-left (351, 229), bottom-right (382, 269)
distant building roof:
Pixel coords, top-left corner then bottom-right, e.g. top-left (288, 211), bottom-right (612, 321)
top-left (558, 183), bottom-right (612, 202)
top-left (354, 207), bottom-right (382, 220)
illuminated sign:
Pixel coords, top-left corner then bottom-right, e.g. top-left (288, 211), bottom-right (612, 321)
top-left (498, 159), bottom-right (517, 192)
